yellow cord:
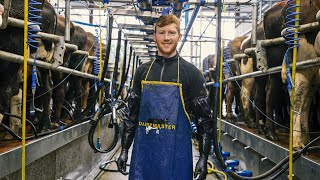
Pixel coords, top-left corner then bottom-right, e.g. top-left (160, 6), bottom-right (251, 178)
top-left (218, 41), bottom-right (224, 142)
top-left (22, 1), bottom-right (29, 179)
top-left (289, 0), bottom-right (300, 179)
top-left (207, 160), bottom-right (228, 180)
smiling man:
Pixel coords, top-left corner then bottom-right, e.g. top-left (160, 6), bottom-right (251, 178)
top-left (117, 14), bottom-right (214, 180)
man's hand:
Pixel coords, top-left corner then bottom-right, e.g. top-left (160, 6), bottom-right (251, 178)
top-left (116, 150), bottom-right (129, 175)
top-left (194, 157), bottom-right (208, 180)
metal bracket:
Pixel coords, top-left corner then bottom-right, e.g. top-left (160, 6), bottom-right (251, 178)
top-left (255, 40), bottom-right (269, 72)
top-left (52, 36), bottom-right (65, 67)
top-left (261, 157), bottom-right (268, 161)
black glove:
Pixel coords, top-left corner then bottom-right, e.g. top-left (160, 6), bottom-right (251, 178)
top-left (192, 97), bottom-right (213, 180)
top-left (194, 134), bottom-right (211, 180)
top-left (117, 149), bottom-right (129, 175)
top-left (116, 92), bottom-right (140, 175)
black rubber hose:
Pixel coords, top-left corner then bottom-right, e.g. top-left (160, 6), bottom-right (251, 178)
top-left (268, 137), bottom-right (320, 180)
top-left (113, 29), bottom-right (122, 99)
top-left (129, 52), bottom-right (136, 89)
top-left (101, 16), bottom-right (114, 79)
top-left (116, 39), bottom-right (128, 97)
top-left (125, 45), bottom-right (133, 82)
top-left (3, 112), bottom-right (38, 141)
top-left (87, 116), bottom-right (119, 153)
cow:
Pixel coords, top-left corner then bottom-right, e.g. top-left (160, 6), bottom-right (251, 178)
top-left (203, 55), bottom-right (225, 117)
top-left (225, 36), bottom-right (247, 123)
top-left (239, 21), bottom-right (270, 137)
top-left (0, 0), bottom-right (56, 135)
top-left (51, 15), bottom-right (75, 128)
top-left (30, 0), bottom-right (57, 132)
top-left (62, 25), bottom-right (88, 121)
top-left (264, 0), bottom-right (320, 149)
top-left (81, 32), bottom-right (95, 112)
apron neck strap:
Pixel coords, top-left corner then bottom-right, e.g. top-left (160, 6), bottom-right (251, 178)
top-left (144, 56), bottom-right (180, 83)
top-left (144, 59), bottom-right (156, 81)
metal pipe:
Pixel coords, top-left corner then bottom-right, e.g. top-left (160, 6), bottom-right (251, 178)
top-left (205, 57), bottom-right (320, 85)
top-left (261, 22), bottom-right (320, 47)
top-left (281, 22), bottom-right (320, 37)
top-left (214, 0), bottom-right (223, 142)
top-left (7, 17), bottom-right (92, 53)
top-left (178, 5), bottom-right (200, 52)
top-left (0, 50), bottom-right (111, 82)
top-left (64, 0), bottom-right (70, 41)
top-left (251, 0), bottom-right (258, 46)
top-left (260, 36), bottom-right (285, 47)
top-left (0, 0), bottom-right (11, 29)
top-left (244, 47), bottom-right (256, 55)
top-left (233, 53), bottom-right (250, 59)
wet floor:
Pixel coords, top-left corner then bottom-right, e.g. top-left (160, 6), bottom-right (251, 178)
top-left (94, 143), bottom-right (224, 180)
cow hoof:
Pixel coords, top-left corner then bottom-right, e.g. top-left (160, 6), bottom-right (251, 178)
top-left (4, 134), bottom-right (14, 140)
top-left (293, 143), bottom-right (305, 151)
top-left (257, 126), bottom-right (265, 135)
top-left (49, 122), bottom-right (60, 129)
top-left (266, 131), bottom-right (279, 141)
top-left (246, 119), bottom-right (256, 129)
top-left (277, 127), bottom-right (289, 134)
top-left (226, 114), bottom-right (235, 124)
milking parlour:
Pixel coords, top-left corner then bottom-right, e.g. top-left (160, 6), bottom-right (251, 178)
top-left (0, 0), bottom-right (320, 180)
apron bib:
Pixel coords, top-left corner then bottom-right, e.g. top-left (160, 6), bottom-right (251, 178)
top-left (129, 58), bottom-right (193, 180)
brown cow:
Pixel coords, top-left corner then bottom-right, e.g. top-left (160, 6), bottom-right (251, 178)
top-left (51, 15), bottom-right (75, 127)
top-left (30, 0), bottom-right (57, 132)
top-left (225, 36), bottom-right (247, 123)
top-left (266, 0), bottom-right (320, 148)
top-left (63, 25), bottom-right (88, 121)
top-left (81, 32), bottom-right (95, 111)
top-left (0, 0), bottom-right (56, 135)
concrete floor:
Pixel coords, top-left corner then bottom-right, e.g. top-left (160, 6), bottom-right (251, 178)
top-left (95, 142), bottom-right (224, 180)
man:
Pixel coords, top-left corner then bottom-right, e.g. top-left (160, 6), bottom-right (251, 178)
top-left (117, 14), bottom-right (214, 180)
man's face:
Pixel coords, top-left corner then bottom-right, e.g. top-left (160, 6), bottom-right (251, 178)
top-left (154, 23), bottom-right (181, 58)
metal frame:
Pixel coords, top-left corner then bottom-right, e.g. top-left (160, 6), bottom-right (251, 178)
top-left (206, 57), bottom-right (320, 86)
top-left (0, 50), bottom-right (111, 82)
top-left (221, 120), bottom-right (320, 180)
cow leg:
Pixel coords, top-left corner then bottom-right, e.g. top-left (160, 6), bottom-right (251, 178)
top-left (38, 69), bottom-right (52, 131)
top-left (293, 71), bottom-right (314, 149)
top-left (4, 88), bottom-right (23, 140)
top-left (51, 72), bottom-right (66, 126)
top-left (265, 75), bottom-right (281, 141)
top-left (254, 77), bottom-right (267, 132)
top-left (226, 81), bottom-right (236, 123)
top-left (73, 77), bottom-right (83, 121)
top-left (6, 68), bottom-right (23, 139)
top-left (234, 86), bottom-right (241, 116)
top-left (82, 79), bottom-right (90, 110)
top-left (241, 77), bottom-right (255, 128)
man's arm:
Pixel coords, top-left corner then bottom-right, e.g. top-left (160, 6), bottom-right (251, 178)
top-left (190, 68), bottom-right (214, 180)
top-left (117, 67), bottom-right (142, 175)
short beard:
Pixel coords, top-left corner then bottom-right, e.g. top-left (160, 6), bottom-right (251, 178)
top-left (156, 41), bottom-right (178, 57)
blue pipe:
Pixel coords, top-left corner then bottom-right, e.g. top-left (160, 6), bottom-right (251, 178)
top-left (72, 20), bottom-right (107, 28)
top-left (284, 0), bottom-right (301, 96)
top-left (28, 0), bottom-right (42, 113)
top-left (178, 5), bottom-right (200, 52)
top-left (184, 4), bottom-right (190, 28)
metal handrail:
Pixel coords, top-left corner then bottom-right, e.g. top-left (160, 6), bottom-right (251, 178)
top-left (205, 57), bottom-right (320, 86)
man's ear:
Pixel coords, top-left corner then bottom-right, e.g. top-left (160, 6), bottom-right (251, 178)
top-left (179, 33), bottom-right (182, 41)
top-left (153, 33), bottom-right (156, 43)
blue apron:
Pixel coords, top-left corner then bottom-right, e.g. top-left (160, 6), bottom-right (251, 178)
top-left (129, 58), bottom-right (193, 180)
